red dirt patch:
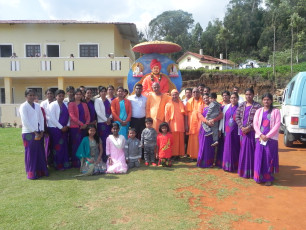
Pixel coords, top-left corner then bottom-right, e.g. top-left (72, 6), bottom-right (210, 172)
top-left (178, 134), bottom-right (306, 229)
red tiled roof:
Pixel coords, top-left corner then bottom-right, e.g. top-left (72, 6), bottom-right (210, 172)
top-left (177, 51), bottom-right (235, 65)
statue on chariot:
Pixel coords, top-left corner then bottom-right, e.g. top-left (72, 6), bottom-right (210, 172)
top-left (127, 41), bottom-right (182, 96)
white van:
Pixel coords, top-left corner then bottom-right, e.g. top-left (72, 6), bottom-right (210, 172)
top-left (280, 72), bottom-right (306, 147)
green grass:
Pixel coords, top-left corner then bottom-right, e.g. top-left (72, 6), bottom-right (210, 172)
top-left (0, 128), bottom-right (201, 230)
top-left (0, 128), bottom-right (276, 230)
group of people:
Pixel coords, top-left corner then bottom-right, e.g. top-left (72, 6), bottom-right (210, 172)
top-left (19, 81), bottom-right (280, 186)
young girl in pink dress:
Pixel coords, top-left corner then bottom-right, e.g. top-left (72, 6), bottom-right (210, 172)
top-left (106, 123), bottom-right (128, 173)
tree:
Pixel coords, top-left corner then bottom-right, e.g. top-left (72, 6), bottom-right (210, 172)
top-left (189, 23), bottom-right (203, 53)
top-left (148, 10), bottom-right (194, 41)
top-left (289, 12), bottom-right (305, 76)
top-left (216, 26), bottom-right (231, 66)
top-left (223, 0), bottom-right (264, 54)
top-left (201, 19), bottom-right (223, 57)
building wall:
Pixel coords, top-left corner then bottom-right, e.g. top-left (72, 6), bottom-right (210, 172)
top-left (178, 55), bottom-right (223, 70)
top-left (0, 23), bottom-right (118, 58)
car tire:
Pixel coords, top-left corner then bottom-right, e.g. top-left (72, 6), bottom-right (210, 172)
top-left (284, 129), bottom-right (293, 147)
top-left (279, 124), bottom-right (285, 134)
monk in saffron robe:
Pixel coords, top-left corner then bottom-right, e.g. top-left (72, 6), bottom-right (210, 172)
top-left (165, 89), bottom-right (185, 157)
top-left (186, 87), bottom-right (203, 159)
top-left (142, 59), bottom-right (169, 96)
top-left (146, 82), bottom-right (170, 131)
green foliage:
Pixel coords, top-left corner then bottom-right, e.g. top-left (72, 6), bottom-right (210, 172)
top-left (138, 0), bottom-right (305, 65)
top-left (181, 62), bottom-right (306, 79)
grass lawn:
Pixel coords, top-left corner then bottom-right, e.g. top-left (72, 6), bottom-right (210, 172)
top-left (0, 128), bottom-right (201, 230)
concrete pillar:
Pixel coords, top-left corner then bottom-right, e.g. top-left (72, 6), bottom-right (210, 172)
top-left (4, 77), bottom-right (12, 104)
top-left (58, 77), bottom-right (64, 90)
top-left (123, 76), bottom-right (128, 91)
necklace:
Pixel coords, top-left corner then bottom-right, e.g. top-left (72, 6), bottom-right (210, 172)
top-left (151, 73), bottom-right (162, 82)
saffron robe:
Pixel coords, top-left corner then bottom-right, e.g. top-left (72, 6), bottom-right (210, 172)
top-left (165, 100), bottom-right (185, 156)
top-left (146, 92), bottom-right (170, 131)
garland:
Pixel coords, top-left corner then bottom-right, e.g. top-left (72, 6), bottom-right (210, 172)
top-left (151, 73), bottom-right (162, 82)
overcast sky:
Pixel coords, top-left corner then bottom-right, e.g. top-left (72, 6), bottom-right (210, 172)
top-left (0, 0), bottom-right (230, 31)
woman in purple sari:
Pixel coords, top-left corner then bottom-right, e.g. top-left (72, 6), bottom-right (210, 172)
top-left (216, 90), bottom-right (231, 168)
top-left (47, 90), bottom-right (70, 170)
top-left (94, 86), bottom-right (113, 162)
top-left (84, 88), bottom-right (97, 126)
top-left (220, 92), bottom-right (240, 172)
top-left (68, 88), bottom-right (90, 168)
top-left (253, 93), bottom-right (280, 186)
top-left (197, 94), bottom-right (215, 168)
top-left (235, 88), bottom-right (261, 178)
top-left (19, 89), bottom-right (49, 179)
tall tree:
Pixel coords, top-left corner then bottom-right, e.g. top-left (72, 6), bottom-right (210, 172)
top-left (201, 19), bottom-right (223, 56)
top-left (148, 10), bottom-right (194, 40)
top-left (190, 23), bottom-right (203, 53)
top-left (223, 0), bottom-right (264, 54)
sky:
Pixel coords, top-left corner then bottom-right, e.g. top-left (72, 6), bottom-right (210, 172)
top-left (0, 0), bottom-right (230, 31)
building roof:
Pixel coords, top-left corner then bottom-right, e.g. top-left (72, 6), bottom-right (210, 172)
top-left (177, 51), bottom-right (235, 65)
top-left (0, 20), bottom-right (139, 44)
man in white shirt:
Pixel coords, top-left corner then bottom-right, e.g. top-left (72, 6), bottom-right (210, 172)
top-left (127, 83), bottom-right (147, 140)
top-left (182, 88), bottom-right (192, 106)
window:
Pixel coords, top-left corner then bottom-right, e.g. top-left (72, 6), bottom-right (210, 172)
top-left (187, 57), bottom-right (191, 62)
top-left (205, 66), bottom-right (209, 69)
top-left (26, 45), bottom-right (40, 57)
top-left (288, 81), bottom-right (295, 99)
top-left (47, 45), bottom-right (59, 57)
top-left (85, 87), bottom-right (99, 97)
top-left (27, 87), bottom-right (42, 100)
top-left (0, 88), bottom-right (5, 104)
top-left (0, 45), bottom-right (12, 57)
top-left (49, 88), bottom-right (58, 93)
top-left (0, 88), bottom-right (14, 103)
top-left (79, 44), bottom-right (98, 57)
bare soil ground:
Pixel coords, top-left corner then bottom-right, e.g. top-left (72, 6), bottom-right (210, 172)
top-left (178, 134), bottom-right (306, 230)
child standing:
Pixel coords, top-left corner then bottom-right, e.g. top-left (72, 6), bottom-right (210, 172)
top-left (157, 122), bottom-right (173, 167)
top-left (76, 125), bottom-right (106, 176)
top-left (141, 117), bottom-right (157, 166)
top-left (202, 92), bottom-right (221, 147)
top-left (124, 128), bottom-right (142, 168)
top-left (106, 123), bottom-right (128, 173)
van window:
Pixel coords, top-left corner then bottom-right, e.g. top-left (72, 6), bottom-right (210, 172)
top-left (288, 81), bottom-right (295, 99)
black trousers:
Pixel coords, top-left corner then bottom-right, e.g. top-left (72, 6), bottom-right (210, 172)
top-left (130, 117), bottom-right (146, 140)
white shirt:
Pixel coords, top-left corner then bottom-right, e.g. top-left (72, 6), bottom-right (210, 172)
top-left (19, 101), bottom-right (45, 133)
top-left (238, 96), bottom-right (245, 104)
top-left (182, 98), bottom-right (191, 106)
top-left (40, 99), bottom-right (53, 111)
top-left (94, 97), bottom-right (113, 123)
top-left (47, 101), bottom-right (70, 129)
top-left (127, 94), bottom-right (147, 118)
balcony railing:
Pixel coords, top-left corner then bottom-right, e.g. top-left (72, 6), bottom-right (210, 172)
top-left (0, 57), bottom-right (132, 78)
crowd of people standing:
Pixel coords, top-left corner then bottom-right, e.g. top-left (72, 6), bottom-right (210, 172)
top-left (19, 83), bottom-right (280, 186)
